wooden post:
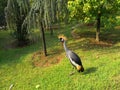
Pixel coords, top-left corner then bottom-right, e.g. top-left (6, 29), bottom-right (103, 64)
top-left (40, 21), bottom-right (47, 56)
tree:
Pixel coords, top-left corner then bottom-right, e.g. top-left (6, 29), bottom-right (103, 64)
top-left (0, 0), bottom-right (7, 26)
top-left (5, 0), bottom-right (30, 45)
top-left (26, 0), bottom-right (68, 56)
top-left (68, 0), bottom-right (120, 42)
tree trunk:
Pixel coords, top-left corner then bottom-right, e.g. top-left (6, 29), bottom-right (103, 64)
top-left (96, 13), bottom-right (101, 42)
top-left (49, 24), bottom-right (53, 36)
top-left (40, 21), bottom-right (47, 56)
top-left (50, 28), bottom-right (53, 36)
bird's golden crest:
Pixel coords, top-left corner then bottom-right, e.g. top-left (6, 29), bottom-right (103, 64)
top-left (58, 34), bottom-right (67, 40)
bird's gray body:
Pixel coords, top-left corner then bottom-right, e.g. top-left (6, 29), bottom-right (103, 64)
top-left (59, 37), bottom-right (84, 72)
top-left (67, 50), bottom-right (82, 67)
top-left (63, 41), bottom-right (83, 67)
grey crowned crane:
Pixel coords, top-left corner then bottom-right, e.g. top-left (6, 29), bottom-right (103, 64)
top-left (58, 35), bottom-right (84, 72)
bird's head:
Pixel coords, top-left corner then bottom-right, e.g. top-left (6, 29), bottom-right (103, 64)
top-left (58, 34), bottom-right (67, 43)
top-left (59, 38), bottom-right (65, 42)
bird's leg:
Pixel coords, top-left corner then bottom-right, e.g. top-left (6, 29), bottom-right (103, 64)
top-left (69, 66), bottom-right (75, 76)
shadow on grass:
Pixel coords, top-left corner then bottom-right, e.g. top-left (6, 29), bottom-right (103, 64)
top-left (83, 67), bottom-right (97, 75)
top-left (71, 25), bottom-right (120, 44)
top-left (0, 42), bottom-right (41, 66)
top-left (0, 30), bottom-right (43, 66)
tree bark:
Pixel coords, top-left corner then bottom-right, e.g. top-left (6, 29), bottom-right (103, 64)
top-left (49, 24), bottom-right (53, 36)
top-left (96, 13), bottom-right (101, 42)
top-left (40, 21), bottom-right (47, 56)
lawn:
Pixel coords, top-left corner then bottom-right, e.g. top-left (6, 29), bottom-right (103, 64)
top-left (0, 24), bottom-right (120, 90)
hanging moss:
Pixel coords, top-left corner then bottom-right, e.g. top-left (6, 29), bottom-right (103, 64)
top-left (26, 0), bottom-right (68, 30)
top-left (5, 0), bottom-right (30, 46)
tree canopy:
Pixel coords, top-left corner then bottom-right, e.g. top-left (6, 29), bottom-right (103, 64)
top-left (24, 0), bottom-right (68, 56)
top-left (5, 0), bottom-right (30, 45)
top-left (68, 0), bottom-right (120, 23)
top-left (4, 0), bottom-right (120, 55)
top-left (0, 0), bottom-right (7, 26)
top-left (68, 0), bottom-right (120, 41)
top-left (27, 0), bottom-right (68, 29)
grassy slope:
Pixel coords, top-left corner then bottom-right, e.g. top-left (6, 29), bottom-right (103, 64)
top-left (0, 25), bottom-right (120, 90)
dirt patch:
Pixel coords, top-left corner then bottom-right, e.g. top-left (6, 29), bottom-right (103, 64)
top-left (89, 38), bottom-right (113, 47)
top-left (32, 50), bottom-right (64, 67)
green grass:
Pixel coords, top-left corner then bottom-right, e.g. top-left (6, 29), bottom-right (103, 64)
top-left (0, 25), bottom-right (120, 90)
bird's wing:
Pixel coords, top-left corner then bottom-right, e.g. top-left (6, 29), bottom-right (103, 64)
top-left (67, 50), bottom-right (82, 66)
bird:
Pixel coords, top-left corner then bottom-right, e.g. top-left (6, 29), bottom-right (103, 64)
top-left (58, 35), bottom-right (84, 73)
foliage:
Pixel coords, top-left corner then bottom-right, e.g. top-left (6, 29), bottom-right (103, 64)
top-left (116, 16), bottom-right (120, 26)
top-left (68, 0), bottom-right (84, 21)
top-left (27, 0), bottom-right (68, 30)
top-left (5, 0), bottom-right (30, 45)
top-left (68, 0), bottom-right (120, 41)
top-left (0, 0), bottom-right (7, 26)
top-left (25, 0), bottom-right (68, 56)
top-left (68, 0), bottom-right (120, 27)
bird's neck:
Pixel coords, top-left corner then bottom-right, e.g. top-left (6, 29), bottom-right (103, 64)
top-left (63, 41), bottom-right (68, 52)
